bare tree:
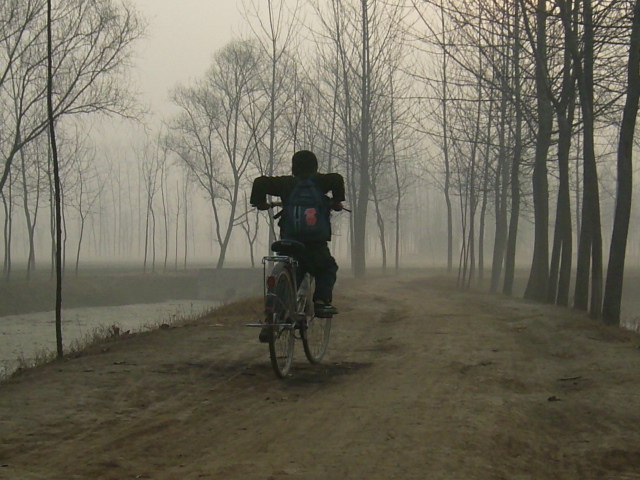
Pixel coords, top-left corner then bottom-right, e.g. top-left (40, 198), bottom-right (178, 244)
top-left (602, 0), bottom-right (640, 325)
top-left (138, 138), bottom-right (165, 273)
top-left (548, 0), bottom-right (578, 306)
top-left (354, 0), bottom-right (372, 278)
top-left (158, 156), bottom-right (170, 273)
top-left (503, 0), bottom-right (526, 297)
top-left (67, 155), bottom-right (106, 276)
top-left (414, 0), bottom-right (528, 291)
top-left (47, 0), bottom-right (63, 357)
top-left (17, 139), bottom-right (46, 279)
top-left (522, 0), bottom-right (553, 302)
top-left (238, 192), bottom-right (261, 267)
top-left (243, 0), bottom-right (305, 248)
top-left (1, 167), bottom-right (15, 280)
top-left (244, 0), bottom-right (301, 170)
top-left (425, 0), bottom-right (455, 274)
top-left (0, 0), bottom-right (145, 195)
top-left (313, 0), bottom-right (408, 277)
top-left (559, 0), bottom-right (603, 318)
top-left (168, 40), bottom-right (266, 268)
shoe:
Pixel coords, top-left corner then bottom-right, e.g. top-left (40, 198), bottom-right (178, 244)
top-left (314, 302), bottom-right (338, 318)
top-left (259, 326), bottom-right (270, 343)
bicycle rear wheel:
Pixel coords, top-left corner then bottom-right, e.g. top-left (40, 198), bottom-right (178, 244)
top-left (267, 265), bottom-right (296, 378)
top-left (301, 277), bottom-right (332, 363)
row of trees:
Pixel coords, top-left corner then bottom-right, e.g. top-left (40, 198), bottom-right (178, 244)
top-left (2, 0), bottom-right (640, 328)
top-left (165, 0), bottom-right (418, 275)
top-left (1, 0), bottom-right (144, 277)
top-left (410, 0), bottom-right (640, 325)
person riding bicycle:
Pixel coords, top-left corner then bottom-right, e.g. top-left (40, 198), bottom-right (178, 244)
top-left (250, 149), bottom-right (345, 321)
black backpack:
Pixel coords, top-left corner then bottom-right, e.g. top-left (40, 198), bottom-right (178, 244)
top-left (280, 176), bottom-right (331, 242)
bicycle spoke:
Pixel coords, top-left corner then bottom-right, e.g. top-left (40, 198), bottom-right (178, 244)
top-left (267, 266), bottom-right (295, 378)
top-left (301, 276), bottom-right (331, 363)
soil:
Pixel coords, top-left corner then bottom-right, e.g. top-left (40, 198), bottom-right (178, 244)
top-left (1, 274), bottom-right (640, 480)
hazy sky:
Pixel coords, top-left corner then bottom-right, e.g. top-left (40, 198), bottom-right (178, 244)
top-left (130, 1), bottom-right (244, 115)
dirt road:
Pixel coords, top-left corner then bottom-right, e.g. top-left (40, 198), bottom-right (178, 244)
top-left (1, 275), bottom-right (640, 480)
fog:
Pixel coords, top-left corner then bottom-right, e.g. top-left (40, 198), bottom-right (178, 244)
top-left (129, 0), bottom-right (244, 114)
top-left (2, 0), bottom-right (640, 330)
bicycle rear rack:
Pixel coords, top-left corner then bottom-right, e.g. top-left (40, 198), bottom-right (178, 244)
top-left (246, 254), bottom-right (300, 329)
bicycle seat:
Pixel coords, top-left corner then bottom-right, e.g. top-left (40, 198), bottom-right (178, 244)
top-left (271, 239), bottom-right (306, 256)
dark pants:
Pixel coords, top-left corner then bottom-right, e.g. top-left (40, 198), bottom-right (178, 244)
top-left (294, 242), bottom-right (338, 304)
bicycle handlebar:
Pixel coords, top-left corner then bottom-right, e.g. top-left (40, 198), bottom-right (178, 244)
top-left (260, 202), bottom-right (351, 213)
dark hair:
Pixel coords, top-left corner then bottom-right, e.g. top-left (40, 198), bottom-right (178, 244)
top-left (291, 150), bottom-right (318, 177)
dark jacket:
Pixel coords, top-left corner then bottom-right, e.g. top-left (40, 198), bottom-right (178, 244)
top-left (250, 173), bottom-right (345, 206)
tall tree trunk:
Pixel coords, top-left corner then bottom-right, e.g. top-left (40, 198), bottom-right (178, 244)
top-left (389, 73), bottom-right (402, 274)
top-left (214, 181), bottom-right (241, 269)
top-left (183, 180), bottom-right (189, 270)
top-left (392, 127), bottom-right (402, 275)
top-left (75, 216), bottom-right (86, 276)
top-left (19, 146), bottom-right (38, 279)
top-left (2, 174), bottom-right (13, 281)
top-left (59, 186), bottom-right (67, 276)
top-left (373, 189), bottom-right (387, 272)
top-left (503, 1), bottom-right (523, 296)
top-left (174, 181), bottom-right (180, 271)
top-left (548, 7), bottom-right (576, 306)
top-left (524, 0), bottom-right (552, 302)
top-left (490, 82), bottom-right (509, 294)
top-left (465, 61), bottom-right (483, 288)
top-left (353, 0), bottom-right (371, 278)
top-left (47, 0), bottom-right (64, 358)
top-left (549, 107), bottom-right (575, 306)
top-left (161, 170), bottom-right (169, 273)
top-left (457, 171), bottom-right (470, 287)
top-left (478, 145), bottom-right (491, 284)
top-left (566, 0), bottom-right (602, 318)
top-left (143, 198), bottom-right (152, 273)
top-left (439, 0), bottom-right (453, 273)
top-left (151, 205), bottom-right (157, 272)
top-left (602, 0), bottom-right (640, 325)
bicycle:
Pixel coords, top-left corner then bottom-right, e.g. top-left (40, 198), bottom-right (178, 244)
top-left (262, 238), bottom-right (333, 377)
top-left (247, 239), bottom-right (332, 378)
top-left (248, 201), bottom-right (346, 378)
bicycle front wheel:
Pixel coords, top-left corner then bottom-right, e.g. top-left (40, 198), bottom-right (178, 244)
top-left (301, 277), bottom-right (332, 363)
top-left (267, 265), bottom-right (296, 378)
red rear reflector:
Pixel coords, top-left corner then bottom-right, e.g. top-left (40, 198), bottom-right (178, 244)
top-left (267, 276), bottom-right (276, 288)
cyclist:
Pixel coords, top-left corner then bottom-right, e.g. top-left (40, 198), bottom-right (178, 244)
top-left (251, 150), bottom-right (345, 327)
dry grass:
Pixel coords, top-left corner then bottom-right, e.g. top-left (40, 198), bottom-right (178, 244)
top-left (622, 316), bottom-right (640, 333)
top-left (6, 324), bottom-right (126, 380)
top-left (194, 296), bottom-right (264, 329)
top-left (3, 295), bottom-right (262, 381)
top-left (201, 296), bottom-right (263, 318)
